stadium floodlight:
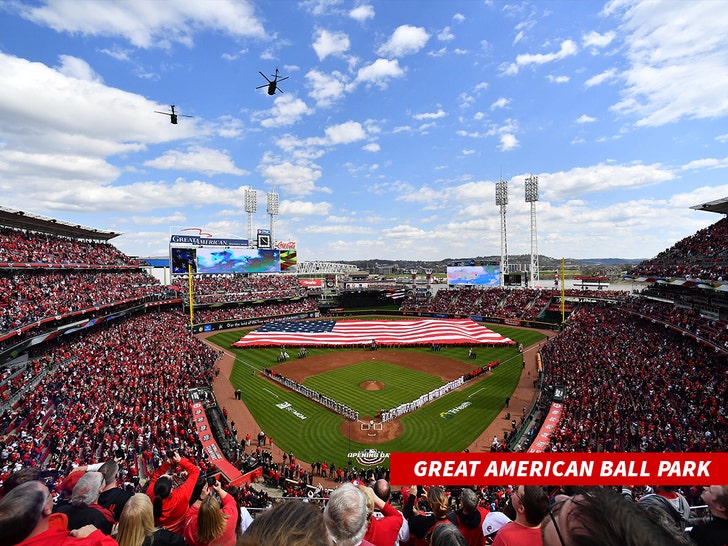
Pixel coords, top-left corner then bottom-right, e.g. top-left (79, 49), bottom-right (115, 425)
top-left (525, 174), bottom-right (539, 203)
top-left (525, 174), bottom-right (540, 284)
top-left (267, 190), bottom-right (279, 244)
top-left (244, 188), bottom-right (257, 245)
top-left (495, 179), bottom-right (509, 286)
top-left (495, 179), bottom-right (508, 206)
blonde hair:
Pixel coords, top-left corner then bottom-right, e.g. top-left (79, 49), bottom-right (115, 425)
top-left (116, 494), bottom-right (156, 546)
top-left (428, 486), bottom-right (450, 519)
top-left (195, 495), bottom-right (228, 544)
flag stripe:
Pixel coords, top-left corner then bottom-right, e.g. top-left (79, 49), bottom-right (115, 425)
top-left (232, 319), bottom-right (513, 347)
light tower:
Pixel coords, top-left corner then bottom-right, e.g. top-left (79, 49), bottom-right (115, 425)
top-left (267, 190), bottom-right (279, 244)
top-left (525, 174), bottom-right (540, 285)
top-left (495, 178), bottom-right (509, 287)
top-left (244, 188), bottom-right (257, 245)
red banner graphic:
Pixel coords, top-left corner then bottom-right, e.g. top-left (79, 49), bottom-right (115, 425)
top-left (390, 452), bottom-right (728, 486)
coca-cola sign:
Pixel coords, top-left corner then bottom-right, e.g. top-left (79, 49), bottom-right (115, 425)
top-left (276, 241), bottom-right (297, 250)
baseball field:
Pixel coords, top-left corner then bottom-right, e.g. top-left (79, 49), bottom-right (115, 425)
top-left (208, 324), bottom-right (546, 467)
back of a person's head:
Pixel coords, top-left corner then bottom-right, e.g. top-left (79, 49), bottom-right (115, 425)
top-left (429, 522), bottom-right (468, 546)
top-left (372, 479), bottom-right (391, 503)
top-left (2, 467), bottom-right (41, 496)
top-left (324, 482), bottom-right (368, 546)
top-left (428, 486), bottom-right (450, 519)
top-left (153, 475), bottom-right (173, 521)
top-left (460, 488), bottom-right (478, 514)
top-left (196, 494), bottom-right (227, 544)
top-left (71, 471), bottom-right (104, 508)
top-left (0, 481), bottom-right (47, 546)
top-left (116, 493), bottom-right (155, 546)
top-left (98, 460), bottom-right (119, 490)
top-left (520, 486), bottom-right (549, 526)
top-left (559, 488), bottom-right (689, 546)
top-left (238, 500), bottom-right (330, 546)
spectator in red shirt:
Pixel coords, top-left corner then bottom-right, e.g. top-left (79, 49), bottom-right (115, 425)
top-left (146, 452), bottom-right (200, 535)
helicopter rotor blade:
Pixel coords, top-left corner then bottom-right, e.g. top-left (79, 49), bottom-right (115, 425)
top-left (155, 111), bottom-right (172, 116)
top-left (255, 84), bottom-right (268, 89)
top-left (259, 71), bottom-right (272, 83)
top-left (277, 76), bottom-right (289, 83)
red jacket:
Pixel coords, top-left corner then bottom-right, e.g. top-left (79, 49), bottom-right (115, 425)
top-left (183, 493), bottom-right (238, 546)
top-left (365, 503), bottom-right (404, 546)
top-left (146, 457), bottom-right (200, 534)
top-left (18, 527), bottom-right (118, 546)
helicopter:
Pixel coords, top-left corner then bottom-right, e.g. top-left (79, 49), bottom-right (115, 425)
top-left (256, 68), bottom-right (289, 95)
top-left (154, 105), bottom-right (192, 124)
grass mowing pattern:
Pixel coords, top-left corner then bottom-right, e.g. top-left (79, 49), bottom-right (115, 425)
top-left (208, 325), bottom-right (545, 467)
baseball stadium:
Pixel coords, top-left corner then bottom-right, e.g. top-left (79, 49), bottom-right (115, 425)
top-left (0, 199), bottom-right (726, 542)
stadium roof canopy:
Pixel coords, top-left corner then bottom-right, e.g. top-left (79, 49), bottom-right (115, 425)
top-left (690, 196), bottom-right (728, 215)
top-left (0, 206), bottom-right (120, 241)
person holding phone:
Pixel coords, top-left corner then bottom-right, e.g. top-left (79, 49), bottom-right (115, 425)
top-left (145, 451), bottom-right (200, 535)
top-left (183, 477), bottom-right (237, 546)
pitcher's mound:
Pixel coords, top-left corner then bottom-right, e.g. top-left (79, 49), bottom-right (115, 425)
top-left (360, 380), bottom-right (385, 390)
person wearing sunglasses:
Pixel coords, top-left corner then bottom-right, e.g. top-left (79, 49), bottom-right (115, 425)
top-left (492, 486), bottom-right (548, 546)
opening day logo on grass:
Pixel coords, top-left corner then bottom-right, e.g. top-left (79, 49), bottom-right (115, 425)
top-left (348, 448), bottom-right (390, 466)
top-left (440, 401), bottom-right (471, 419)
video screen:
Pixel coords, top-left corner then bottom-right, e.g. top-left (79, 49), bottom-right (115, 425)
top-left (447, 265), bottom-right (501, 286)
top-left (196, 248), bottom-right (280, 274)
top-left (170, 248), bottom-right (197, 274)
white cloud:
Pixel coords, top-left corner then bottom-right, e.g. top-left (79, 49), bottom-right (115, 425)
top-left (585, 68), bottom-right (617, 88)
top-left (541, 162), bottom-right (675, 199)
top-left (56, 55), bottom-right (103, 82)
top-left (681, 157), bottom-right (728, 171)
top-left (312, 29), bottom-right (350, 61)
top-left (14, 0), bottom-right (266, 48)
top-left (547, 75), bottom-right (570, 84)
top-left (363, 143), bottom-right (380, 152)
top-left (413, 109), bottom-right (446, 120)
top-left (352, 58), bottom-right (405, 88)
top-left (609, 1), bottom-right (728, 126)
top-left (576, 114), bottom-right (596, 124)
top-left (143, 145), bottom-right (248, 176)
top-left (259, 158), bottom-right (328, 197)
top-left (504, 39), bottom-right (578, 75)
top-left (325, 121), bottom-right (366, 144)
top-left (306, 69), bottom-right (348, 107)
top-left (490, 97), bottom-right (511, 110)
top-left (377, 25), bottom-right (430, 58)
top-left (255, 95), bottom-right (313, 128)
top-left (582, 30), bottom-right (616, 48)
top-left (499, 133), bottom-right (519, 151)
top-left (349, 4), bottom-right (375, 22)
top-left (437, 26), bottom-right (454, 42)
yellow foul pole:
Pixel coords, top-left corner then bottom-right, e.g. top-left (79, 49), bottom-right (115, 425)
top-left (188, 263), bottom-right (194, 327)
top-left (560, 258), bottom-right (565, 325)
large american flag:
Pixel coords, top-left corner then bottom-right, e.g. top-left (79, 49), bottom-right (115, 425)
top-left (232, 319), bottom-right (513, 348)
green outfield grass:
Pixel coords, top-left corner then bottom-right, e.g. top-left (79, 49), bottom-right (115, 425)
top-left (207, 325), bottom-right (545, 467)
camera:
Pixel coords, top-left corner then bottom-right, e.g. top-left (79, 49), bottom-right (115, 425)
top-left (207, 475), bottom-right (217, 487)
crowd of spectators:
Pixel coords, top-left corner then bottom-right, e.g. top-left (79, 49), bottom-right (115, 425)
top-left (0, 227), bottom-right (138, 266)
top-left (172, 274), bottom-right (308, 305)
top-left (193, 299), bottom-right (318, 325)
top-left (631, 216), bottom-right (728, 281)
top-left (0, 309), bottom-right (221, 486)
top-left (0, 270), bottom-right (169, 335)
top-left (622, 298), bottom-right (728, 349)
top-left (540, 305), bottom-right (727, 453)
top-left (399, 286), bottom-right (628, 320)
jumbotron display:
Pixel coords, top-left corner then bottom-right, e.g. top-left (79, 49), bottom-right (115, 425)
top-left (447, 264), bottom-right (501, 286)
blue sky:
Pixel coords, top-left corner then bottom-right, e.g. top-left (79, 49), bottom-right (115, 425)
top-left (0, 0), bottom-right (727, 261)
